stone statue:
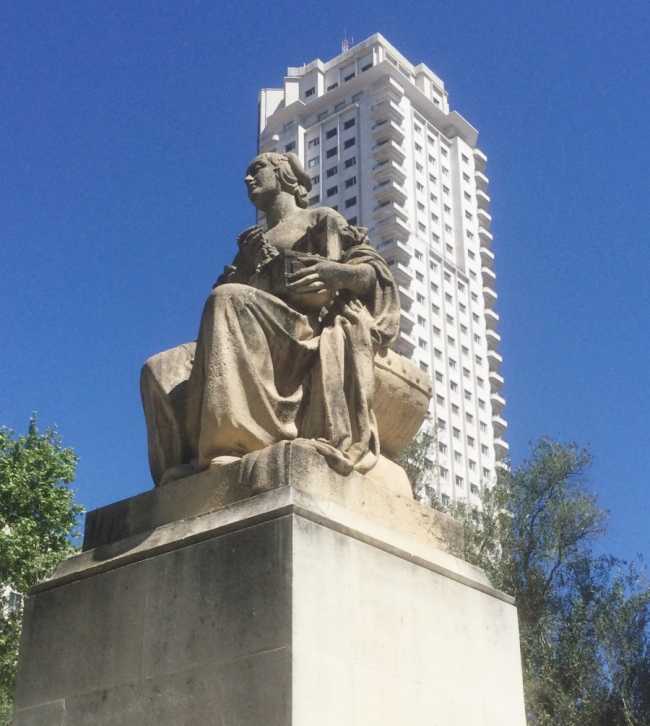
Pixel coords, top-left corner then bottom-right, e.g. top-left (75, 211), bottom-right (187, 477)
top-left (141, 152), bottom-right (431, 488)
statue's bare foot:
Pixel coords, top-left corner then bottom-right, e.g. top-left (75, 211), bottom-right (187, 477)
top-left (208, 455), bottom-right (241, 468)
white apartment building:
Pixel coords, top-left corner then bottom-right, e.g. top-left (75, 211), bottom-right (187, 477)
top-left (258, 33), bottom-right (508, 505)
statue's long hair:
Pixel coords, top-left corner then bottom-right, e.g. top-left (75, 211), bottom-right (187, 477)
top-left (262, 152), bottom-right (312, 209)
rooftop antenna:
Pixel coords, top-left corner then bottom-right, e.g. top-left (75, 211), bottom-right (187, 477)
top-left (341, 30), bottom-right (350, 53)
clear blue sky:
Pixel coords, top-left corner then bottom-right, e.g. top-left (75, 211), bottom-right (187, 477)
top-left (2, 1), bottom-right (648, 561)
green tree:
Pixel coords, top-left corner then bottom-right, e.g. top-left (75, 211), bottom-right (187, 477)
top-left (406, 438), bottom-right (650, 725)
top-left (0, 418), bottom-right (82, 724)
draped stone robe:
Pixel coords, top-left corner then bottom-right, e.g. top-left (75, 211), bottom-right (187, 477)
top-left (182, 208), bottom-right (400, 476)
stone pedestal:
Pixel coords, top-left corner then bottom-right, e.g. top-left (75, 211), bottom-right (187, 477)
top-left (14, 444), bottom-right (527, 725)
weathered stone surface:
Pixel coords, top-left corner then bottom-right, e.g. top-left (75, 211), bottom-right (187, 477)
top-left (83, 441), bottom-right (436, 553)
top-left (15, 468), bottom-right (526, 725)
top-left (141, 152), bottom-right (430, 488)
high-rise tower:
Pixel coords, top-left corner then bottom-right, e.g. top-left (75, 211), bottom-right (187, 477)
top-left (258, 34), bottom-right (508, 504)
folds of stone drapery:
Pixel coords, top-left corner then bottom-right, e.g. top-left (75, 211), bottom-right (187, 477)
top-left (184, 277), bottom-right (394, 475)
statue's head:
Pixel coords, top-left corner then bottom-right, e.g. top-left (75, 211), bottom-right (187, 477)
top-left (244, 152), bottom-right (312, 211)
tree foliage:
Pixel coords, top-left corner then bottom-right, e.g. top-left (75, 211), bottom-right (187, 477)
top-left (407, 438), bottom-right (650, 725)
top-left (0, 418), bottom-right (82, 723)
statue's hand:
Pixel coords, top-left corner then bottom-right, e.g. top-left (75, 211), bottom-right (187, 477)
top-left (285, 260), bottom-right (348, 296)
top-left (286, 261), bottom-right (375, 298)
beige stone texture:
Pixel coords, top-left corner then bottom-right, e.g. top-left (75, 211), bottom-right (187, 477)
top-left (15, 451), bottom-right (526, 725)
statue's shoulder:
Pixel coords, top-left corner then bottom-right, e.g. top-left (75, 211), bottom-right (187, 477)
top-left (306, 206), bottom-right (348, 230)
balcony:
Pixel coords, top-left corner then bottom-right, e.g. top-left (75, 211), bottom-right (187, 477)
top-left (495, 459), bottom-right (510, 473)
top-left (373, 138), bottom-right (406, 165)
top-left (485, 328), bottom-right (501, 348)
top-left (476, 189), bottom-right (490, 211)
top-left (395, 330), bottom-right (416, 357)
top-left (473, 148), bottom-right (487, 174)
top-left (484, 308), bottom-right (499, 331)
top-left (491, 391), bottom-right (506, 415)
top-left (489, 370), bottom-right (504, 391)
top-left (494, 437), bottom-right (510, 460)
top-left (474, 170), bottom-right (489, 193)
top-left (371, 97), bottom-right (405, 125)
top-left (478, 226), bottom-right (493, 246)
top-left (377, 239), bottom-right (412, 264)
top-left (399, 307), bottom-right (416, 334)
top-left (372, 119), bottom-right (405, 145)
top-left (492, 414), bottom-right (508, 437)
top-left (482, 265), bottom-right (496, 284)
top-left (483, 285), bottom-right (498, 308)
top-left (389, 261), bottom-right (413, 286)
top-left (477, 208), bottom-right (492, 230)
top-left (487, 349), bottom-right (503, 373)
top-left (374, 178), bottom-right (407, 206)
top-left (373, 158), bottom-right (407, 186)
top-left (480, 245), bottom-right (495, 265)
top-left (374, 212), bottom-right (410, 241)
top-left (398, 284), bottom-right (415, 309)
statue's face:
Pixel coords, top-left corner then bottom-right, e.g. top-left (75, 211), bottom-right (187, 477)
top-left (244, 156), bottom-right (279, 210)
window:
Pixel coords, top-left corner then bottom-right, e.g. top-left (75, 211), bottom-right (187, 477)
top-left (462, 153), bottom-right (469, 163)
top-left (441, 493), bottom-right (450, 505)
top-left (466, 413), bottom-right (474, 423)
top-left (454, 452), bottom-right (462, 463)
top-left (416, 293), bottom-right (425, 303)
top-left (445, 293), bottom-right (453, 303)
top-left (483, 467), bottom-right (490, 479)
top-left (437, 417), bottom-right (446, 430)
top-left (414, 124), bottom-right (422, 133)
top-left (464, 192), bottom-right (471, 201)
top-left (417, 315), bottom-right (426, 326)
top-left (452, 404), bottom-right (460, 414)
top-left (432, 303), bottom-right (440, 315)
top-left (343, 118), bottom-right (356, 130)
top-left (469, 460), bottom-right (477, 471)
top-left (471, 483), bottom-right (479, 495)
top-left (434, 347), bottom-right (442, 359)
top-left (444, 204), bottom-right (451, 214)
top-left (308, 137), bottom-right (320, 148)
top-left (418, 222), bottom-right (426, 232)
top-left (351, 91), bottom-right (363, 102)
top-left (344, 137), bottom-right (355, 149)
top-left (416, 162), bottom-right (423, 172)
top-left (326, 127), bottom-right (337, 139)
top-left (417, 202), bottom-right (425, 212)
top-left (305, 87), bottom-right (315, 97)
top-left (307, 157), bottom-right (319, 169)
top-left (450, 381), bottom-right (458, 392)
top-left (468, 436), bottom-right (475, 447)
top-left (326, 147), bottom-right (337, 159)
top-left (463, 367), bottom-right (471, 378)
top-left (441, 146), bottom-right (448, 157)
top-left (345, 196), bottom-right (357, 209)
top-left (431, 282), bottom-right (439, 293)
top-left (344, 156), bottom-right (356, 168)
top-left (481, 445), bottom-right (489, 455)
top-left (361, 61), bottom-right (372, 72)
top-left (464, 390), bottom-right (472, 401)
top-left (327, 82), bottom-right (339, 91)
top-left (311, 175), bottom-right (320, 185)
top-left (415, 142), bottom-right (423, 152)
top-left (478, 399), bottom-right (486, 410)
top-left (443, 185), bottom-right (450, 195)
top-left (465, 211), bottom-right (473, 221)
top-left (435, 372), bottom-right (443, 383)
top-left (480, 422), bottom-right (487, 432)
top-left (448, 335), bottom-right (455, 346)
top-left (344, 71), bottom-right (355, 82)
top-left (428, 155), bottom-right (435, 165)
top-left (429, 173), bottom-right (437, 184)
top-left (433, 325), bottom-right (441, 336)
top-left (477, 377), bottom-right (484, 388)
top-left (416, 182), bottom-right (424, 192)
top-left (449, 358), bottom-right (457, 369)
top-left (318, 110), bottom-right (329, 120)
top-left (462, 345), bottom-right (469, 355)
top-left (326, 185), bottom-right (338, 197)
top-left (416, 271), bottom-right (424, 282)
top-left (345, 176), bottom-right (356, 188)
top-left (415, 250), bottom-right (423, 261)
top-left (462, 172), bottom-right (470, 182)
top-left (419, 361), bottom-right (429, 371)
top-left (453, 427), bottom-right (460, 439)
top-left (308, 194), bottom-right (319, 204)
top-left (326, 166), bottom-right (338, 178)
top-left (431, 212), bottom-right (439, 222)
top-left (436, 394), bottom-right (445, 405)
top-left (347, 216), bottom-right (357, 225)
top-left (439, 442), bottom-right (448, 454)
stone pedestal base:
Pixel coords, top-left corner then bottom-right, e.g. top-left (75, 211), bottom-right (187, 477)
top-left (14, 444), bottom-right (527, 725)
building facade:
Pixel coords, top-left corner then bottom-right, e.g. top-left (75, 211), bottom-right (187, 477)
top-left (258, 34), bottom-right (507, 505)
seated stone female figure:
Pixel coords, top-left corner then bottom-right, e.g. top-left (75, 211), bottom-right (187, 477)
top-left (156, 152), bottom-right (400, 482)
